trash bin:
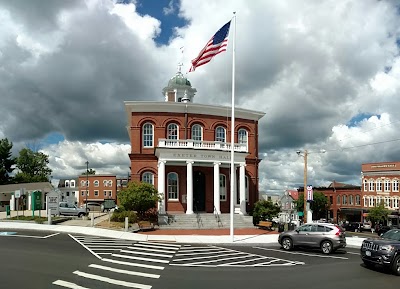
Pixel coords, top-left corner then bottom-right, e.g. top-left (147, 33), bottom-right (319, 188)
top-left (278, 223), bottom-right (284, 232)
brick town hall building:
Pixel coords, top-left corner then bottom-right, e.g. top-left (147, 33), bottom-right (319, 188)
top-left (124, 69), bottom-right (265, 216)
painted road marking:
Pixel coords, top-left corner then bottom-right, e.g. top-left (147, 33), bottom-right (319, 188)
top-left (0, 232), bottom-right (60, 238)
top-left (254, 247), bottom-right (349, 259)
top-left (112, 253), bottom-right (170, 264)
top-left (134, 243), bottom-right (180, 251)
top-left (89, 264), bottom-right (160, 279)
top-left (127, 246), bottom-right (176, 254)
top-left (171, 245), bottom-right (304, 267)
top-left (69, 234), bottom-right (101, 259)
top-left (346, 251), bottom-right (360, 255)
top-left (176, 250), bottom-right (228, 256)
top-left (138, 241), bottom-right (181, 248)
top-left (73, 271), bottom-right (151, 289)
top-left (120, 249), bottom-right (173, 258)
top-left (53, 280), bottom-right (90, 289)
top-left (102, 258), bottom-right (164, 270)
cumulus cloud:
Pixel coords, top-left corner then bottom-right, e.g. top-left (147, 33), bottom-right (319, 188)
top-left (1, 0), bottom-right (400, 193)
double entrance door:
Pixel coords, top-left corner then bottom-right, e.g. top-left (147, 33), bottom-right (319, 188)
top-left (193, 171), bottom-right (206, 212)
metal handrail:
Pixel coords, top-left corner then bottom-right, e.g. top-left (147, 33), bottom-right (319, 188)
top-left (194, 202), bottom-right (203, 228)
top-left (214, 205), bottom-right (223, 227)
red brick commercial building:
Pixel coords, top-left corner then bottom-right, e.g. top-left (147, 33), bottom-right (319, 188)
top-left (77, 175), bottom-right (117, 206)
top-left (124, 70), bottom-right (265, 215)
top-left (361, 161), bottom-right (400, 225)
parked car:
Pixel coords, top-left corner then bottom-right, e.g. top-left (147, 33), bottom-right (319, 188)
top-left (278, 223), bottom-right (346, 254)
top-left (343, 222), bottom-right (362, 232)
top-left (81, 202), bottom-right (103, 212)
top-left (361, 222), bottom-right (372, 231)
top-left (59, 202), bottom-right (88, 217)
top-left (360, 229), bottom-right (400, 275)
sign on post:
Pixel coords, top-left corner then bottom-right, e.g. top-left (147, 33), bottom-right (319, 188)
top-left (306, 185), bottom-right (313, 202)
top-left (47, 192), bottom-right (60, 216)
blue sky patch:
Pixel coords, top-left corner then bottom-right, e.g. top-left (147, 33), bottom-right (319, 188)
top-left (133, 0), bottom-right (188, 45)
top-left (347, 113), bottom-right (377, 127)
top-left (42, 132), bottom-right (65, 145)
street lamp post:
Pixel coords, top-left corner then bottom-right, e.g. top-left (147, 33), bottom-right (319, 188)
top-left (302, 150), bottom-right (308, 223)
top-left (85, 161), bottom-right (89, 214)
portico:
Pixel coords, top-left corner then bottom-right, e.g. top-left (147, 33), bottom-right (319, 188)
top-left (156, 147), bottom-right (248, 215)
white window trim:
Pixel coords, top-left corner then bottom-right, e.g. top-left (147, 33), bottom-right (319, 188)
top-left (167, 172), bottom-right (179, 200)
top-left (94, 180), bottom-right (99, 187)
top-left (142, 172), bottom-right (154, 185)
top-left (167, 123), bottom-right (179, 140)
top-left (191, 124), bottom-right (203, 141)
top-left (215, 126), bottom-right (226, 142)
top-left (143, 123), bottom-right (154, 148)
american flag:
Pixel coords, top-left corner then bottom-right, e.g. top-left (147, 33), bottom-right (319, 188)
top-left (189, 21), bottom-right (231, 72)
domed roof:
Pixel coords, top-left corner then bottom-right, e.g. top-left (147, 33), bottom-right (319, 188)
top-left (168, 72), bottom-right (192, 87)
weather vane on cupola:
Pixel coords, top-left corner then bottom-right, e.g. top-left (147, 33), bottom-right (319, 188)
top-left (177, 46), bottom-right (185, 75)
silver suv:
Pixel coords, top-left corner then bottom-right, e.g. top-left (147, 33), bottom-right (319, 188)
top-left (278, 223), bottom-right (346, 254)
top-left (59, 202), bottom-right (87, 217)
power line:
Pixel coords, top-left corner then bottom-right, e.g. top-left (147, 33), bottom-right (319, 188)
top-left (326, 137), bottom-right (400, 152)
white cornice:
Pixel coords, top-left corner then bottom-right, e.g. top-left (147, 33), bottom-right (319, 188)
top-left (124, 101), bottom-right (265, 121)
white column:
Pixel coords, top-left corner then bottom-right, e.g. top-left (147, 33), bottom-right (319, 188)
top-left (157, 160), bottom-right (166, 214)
top-left (239, 163), bottom-right (246, 215)
top-left (213, 162), bottom-right (221, 214)
top-left (186, 161), bottom-right (194, 214)
top-left (10, 195), bottom-right (15, 211)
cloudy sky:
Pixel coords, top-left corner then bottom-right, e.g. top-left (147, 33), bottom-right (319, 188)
top-left (1, 0), bottom-right (400, 194)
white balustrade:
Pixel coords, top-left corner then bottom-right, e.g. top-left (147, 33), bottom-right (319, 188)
top-left (158, 139), bottom-right (247, 152)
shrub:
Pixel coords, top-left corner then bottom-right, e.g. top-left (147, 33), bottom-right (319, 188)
top-left (110, 210), bottom-right (138, 223)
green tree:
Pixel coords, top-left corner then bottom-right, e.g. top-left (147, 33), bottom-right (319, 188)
top-left (295, 192), bottom-right (328, 220)
top-left (0, 138), bottom-right (16, 185)
top-left (82, 168), bottom-right (96, 175)
top-left (252, 200), bottom-right (281, 225)
top-left (367, 202), bottom-right (390, 225)
top-left (14, 148), bottom-right (52, 183)
top-left (118, 181), bottom-right (161, 220)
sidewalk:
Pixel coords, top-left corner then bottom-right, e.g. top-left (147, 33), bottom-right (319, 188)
top-left (0, 217), bottom-right (366, 247)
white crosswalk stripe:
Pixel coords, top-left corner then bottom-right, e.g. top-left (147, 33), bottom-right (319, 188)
top-left (51, 236), bottom-right (182, 288)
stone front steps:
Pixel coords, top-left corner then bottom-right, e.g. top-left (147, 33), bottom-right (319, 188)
top-left (159, 213), bottom-right (255, 230)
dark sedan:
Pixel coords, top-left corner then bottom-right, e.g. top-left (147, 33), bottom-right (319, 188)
top-left (360, 229), bottom-right (400, 275)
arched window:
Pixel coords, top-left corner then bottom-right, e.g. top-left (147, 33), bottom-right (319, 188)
top-left (215, 126), bottom-right (226, 142)
top-left (337, 195), bottom-right (341, 205)
top-left (191, 124), bottom-right (202, 141)
top-left (363, 179), bottom-right (368, 192)
top-left (238, 129), bottom-right (248, 145)
top-left (94, 180), bottom-right (99, 187)
top-left (167, 123), bottom-right (178, 140)
top-left (393, 179), bottom-right (399, 192)
top-left (342, 195), bottom-right (347, 205)
top-left (369, 179), bottom-right (375, 191)
top-left (142, 172), bottom-right (154, 185)
top-left (355, 195), bottom-right (360, 205)
top-left (376, 179), bottom-right (382, 191)
top-left (384, 179), bottom-right (391, 192)
top-left (220, 174), bottom-right (227, 201)
top-left (167, 172), bottom-right (178, 200)
top-left (143, 123), bottom-right (154, 147)
top-left (349, 195), bottom-right (354, 205)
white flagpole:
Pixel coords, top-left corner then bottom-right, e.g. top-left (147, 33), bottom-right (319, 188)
top-left (230, 12), bottom-right (236, 242)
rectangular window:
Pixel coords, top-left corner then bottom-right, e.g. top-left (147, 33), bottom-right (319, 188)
top-left (167, 173), bottom-right (178, 200)
top-left (104, 191), bottom-right (107, 197)
top-left (109, 191), bottom-right (112, 197)
top-left (393, 180), bottom-right (399, 192)
top-left (94, 190), bottom-right (99, 196)
top-left (81, 191), bottom-right (85, 196)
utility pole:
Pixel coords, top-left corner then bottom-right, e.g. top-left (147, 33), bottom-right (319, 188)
top-left (303, 150), bottom-right (308, 224)
top-left (85, 161), bottom-right (89, 215)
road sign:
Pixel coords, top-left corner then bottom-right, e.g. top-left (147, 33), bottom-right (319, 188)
top-left (47, 192), bottom-right (60, 216)
top-left (15, 190), bottom-right (21, 198)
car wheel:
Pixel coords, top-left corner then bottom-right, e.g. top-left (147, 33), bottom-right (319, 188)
top-left (320, 240), bottom-right (333, 254)
top-left (392, 255), bottom-right (400, 276)
top-left (77, 213), bottom-right (84, 218)
top-left (281, 237), bottom-right (293, 251)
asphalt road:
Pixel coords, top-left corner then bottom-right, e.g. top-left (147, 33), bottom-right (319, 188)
top-left (0, 230), bottom-right (398, 289)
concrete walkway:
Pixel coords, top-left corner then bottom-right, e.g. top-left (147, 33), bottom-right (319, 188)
top-left (0, 216), bottom-right (367, 247)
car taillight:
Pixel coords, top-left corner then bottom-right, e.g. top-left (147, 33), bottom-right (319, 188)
top-left (335, 225), bottom-right (342, 236)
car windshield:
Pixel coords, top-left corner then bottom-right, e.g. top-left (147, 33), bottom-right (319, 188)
top-left (381, 230), bottom-right (400, 241)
